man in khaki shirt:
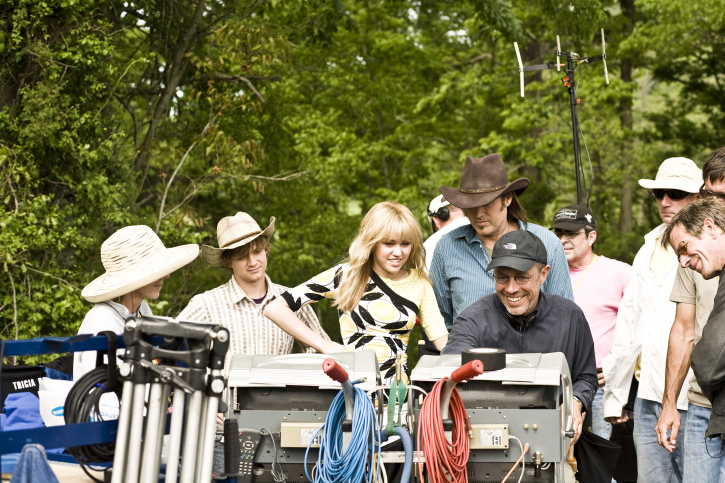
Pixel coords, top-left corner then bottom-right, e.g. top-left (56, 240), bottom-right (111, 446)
top-left (656, 147), bottom-right (725, 482)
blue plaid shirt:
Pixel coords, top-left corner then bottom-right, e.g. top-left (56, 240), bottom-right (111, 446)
top-left (430, 220), bottom-right (574, 330)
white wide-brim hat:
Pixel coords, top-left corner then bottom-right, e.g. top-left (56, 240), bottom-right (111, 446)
top-left (82, 225), bottom-right (199, 303)
top-left (638, 157), bottom-right (703, 193)
top-left (201, 212), bottom-right (275, 268)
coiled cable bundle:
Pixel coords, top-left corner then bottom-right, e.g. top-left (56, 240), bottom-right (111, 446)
top-left (304, 381), bottom-right (381, 483)
top-left (417, 377), bottom-right (471, 483)
top-left (64, 365), bottom-right (122, 482)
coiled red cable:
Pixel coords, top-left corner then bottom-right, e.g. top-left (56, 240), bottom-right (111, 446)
top-left (416, 377), bottom-right (470, 483)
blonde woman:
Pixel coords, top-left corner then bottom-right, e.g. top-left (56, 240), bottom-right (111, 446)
top-left (264, 201), bottom-right (448, 381)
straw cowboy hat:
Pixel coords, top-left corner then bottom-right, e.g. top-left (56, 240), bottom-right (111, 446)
top-left (82, 225), bottom-right (199, 303)
top-left (439, 153), bottom-right (529, 209)
top-left (201, 212), bottom-right (275, 268)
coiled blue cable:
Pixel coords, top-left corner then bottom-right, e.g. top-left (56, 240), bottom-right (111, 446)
top-left (305, 382), bottom-right (380, 483)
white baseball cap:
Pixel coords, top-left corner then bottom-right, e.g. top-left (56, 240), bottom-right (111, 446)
top-left (638, 157), bottom-right (703, 193)
top-left (427, 195), bottom-right (451, 223)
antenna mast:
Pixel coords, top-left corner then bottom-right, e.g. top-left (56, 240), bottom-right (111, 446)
top-left (515, 29), bottom-right (609, 206)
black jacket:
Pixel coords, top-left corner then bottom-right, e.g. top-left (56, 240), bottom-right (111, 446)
top-left (690, 268), bottom-right (725, 438)
top-left (442, 291), bottom-right (598, 408)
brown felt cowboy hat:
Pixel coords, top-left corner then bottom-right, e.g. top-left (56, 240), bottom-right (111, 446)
top-left (439, 153), bottom-right (529, 209)
top-left (201, 212), bottom-right (275, 268)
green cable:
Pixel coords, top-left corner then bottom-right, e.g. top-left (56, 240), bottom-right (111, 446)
top-left (384, 378), bottom-right (408, 437)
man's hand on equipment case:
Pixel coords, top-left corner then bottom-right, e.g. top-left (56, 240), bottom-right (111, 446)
top-left (655, 402), bottom-right (681, 453)
top-left (605, 409), bottom-right (631, 426)
top-left (571, 398), bottom-right (584, 446)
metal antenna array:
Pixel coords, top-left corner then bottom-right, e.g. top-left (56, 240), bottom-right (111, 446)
top-left (514, 29), bottom-right (609, 205)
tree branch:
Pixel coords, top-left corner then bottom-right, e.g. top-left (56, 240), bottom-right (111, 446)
top-left (135, 0), bottom-right (208, 192)
top-left (155, 114), bottom-right (219, 233)
top-left (7, 269), bottom-right (18, 341)
top-left (22, 267), bottom-right (79, 290)
top-left (126, 74), bottom-right (281, 97)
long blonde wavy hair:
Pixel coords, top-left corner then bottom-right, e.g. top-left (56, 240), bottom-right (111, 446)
top-left (335, 201), bottom-right (429, 313)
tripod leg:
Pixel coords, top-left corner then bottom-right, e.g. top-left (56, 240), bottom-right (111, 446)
top-left (111, 380), bottom-right (135, 483)
top-left (124, 382), bottom-right (148, 483)
top-left (165, 390), bottom-right (186, 483)
top-left (152, 384), bottom-right (171, 478)
top-left (140, 382), bottom-right (165, 483)
top-left (179, 390), bottom-right (204, 483)
top-left (195, 395), bottom-right (210, 482)
top-left (198, 395), bottom-right (220, 483)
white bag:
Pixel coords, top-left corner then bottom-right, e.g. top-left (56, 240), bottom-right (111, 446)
top-left (37, 377), bottom-right (73, 426)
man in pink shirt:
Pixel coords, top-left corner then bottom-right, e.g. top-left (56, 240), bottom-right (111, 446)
top-left (553, 204), bottom-right (632, 442)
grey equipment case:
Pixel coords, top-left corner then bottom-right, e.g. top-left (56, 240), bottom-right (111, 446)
top-left (410, 352), bottom-right (576, 483)
top-left (225, 350), bottom-right (380, 483)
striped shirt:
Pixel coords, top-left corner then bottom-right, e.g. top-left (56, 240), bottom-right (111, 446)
top-left (178, 274), bottom-right (330, 372)
top-left (430, 220), bottom-right (574, 329)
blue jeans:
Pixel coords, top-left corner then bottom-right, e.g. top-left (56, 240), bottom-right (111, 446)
top-left (590, 386), bottom-right (612, 440)
top-left (683, 403), bottom-right (725, 483)
top-left (212, 441), bottom-right (226, 480)
top-left (634, 397), bottom-right (686, 483)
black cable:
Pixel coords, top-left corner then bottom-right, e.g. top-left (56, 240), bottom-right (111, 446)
top-left (64, 366), bottom-right (122, 482)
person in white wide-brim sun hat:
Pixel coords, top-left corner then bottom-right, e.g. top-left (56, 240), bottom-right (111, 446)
top-left (74, 225), bottom-right (199, 380)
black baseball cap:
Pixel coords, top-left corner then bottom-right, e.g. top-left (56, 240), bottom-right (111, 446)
top-left (551, 204), bottom-right (597, 231)
top-left (487, 231), bottom-right (549, 273)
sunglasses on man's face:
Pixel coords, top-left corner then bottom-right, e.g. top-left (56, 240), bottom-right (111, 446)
top-left (699, 183), bottom-right (725, 201)
top-left (651, 189), bottom-right (690, 201)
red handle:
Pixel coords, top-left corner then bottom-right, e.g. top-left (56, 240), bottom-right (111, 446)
top-left (451, 360), bottom-right (484, 383)
top-left (322, 358), bottom-right (349, 383)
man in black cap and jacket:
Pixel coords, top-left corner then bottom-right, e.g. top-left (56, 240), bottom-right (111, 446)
top-left (442, 230), bottom-right (598, 445)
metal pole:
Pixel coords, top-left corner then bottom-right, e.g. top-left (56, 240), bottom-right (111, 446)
top-left (124, 382), bottom-right (148, 483)
top-left (179, 390), bottom-right (204, 483)
top-left (195, 394), bottom-right (210, 482)
top-left (139, 383), bottom-right (165, 483)
top-left (152, 384), bottom-right (171, 478)
top-left (567, 56), bottom-right (583, 205)
top-left (165, 390), bottom-right (186, 483)
top-left (198, 395), bottom-right (220, 483)
top-left (111, 380), bottom-right (135, 483)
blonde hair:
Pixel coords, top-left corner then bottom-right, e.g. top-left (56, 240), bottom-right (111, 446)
top-left (336, 201), bottom-right (430, 313)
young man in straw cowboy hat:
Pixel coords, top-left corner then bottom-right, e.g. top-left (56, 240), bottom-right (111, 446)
top-left (428, 153), bottom-right (574, 335)
top-left (178, 212), bottom-right (339, 478)
top-left (602, 157), bottom-right (702, 483)
top-left (179, 212), bottom-right (340, 366)
top-left (76, 225), bottom-right (199, 380)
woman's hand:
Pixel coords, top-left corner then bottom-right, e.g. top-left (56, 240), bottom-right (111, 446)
top-left (322, 341), bottom-right (347, 353)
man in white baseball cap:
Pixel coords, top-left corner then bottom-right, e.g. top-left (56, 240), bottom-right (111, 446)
top-left (602, 157), bottom-right (702, 483)
top-left (423, 194), bottom-right (468, 271)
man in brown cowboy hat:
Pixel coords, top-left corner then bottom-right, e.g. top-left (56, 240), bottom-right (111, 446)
top-left (428, 153), bottom-right (574, 332)
top-left (178, 212), bottom-right (341, 478)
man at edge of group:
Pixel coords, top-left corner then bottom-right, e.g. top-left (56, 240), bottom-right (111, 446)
top-left (423, 194), bottom-right (469, 271)
top-left (430, 153), bottom-right (574, 334)
top-left (442, 230), bottom-right (598, 448)
top-left (552, 204), bottom-right (631, 444)
top-left (656, 146), bottom-right (725, 483)
top-left (602, 157), bottom-right (703, 483)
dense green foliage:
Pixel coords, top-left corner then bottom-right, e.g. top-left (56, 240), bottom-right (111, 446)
top-left (1, 0), bottom-right (722, 366)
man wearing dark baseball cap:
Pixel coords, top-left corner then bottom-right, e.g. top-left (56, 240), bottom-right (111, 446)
top-left (552, 205), bottom-right (631, 447)
top-left (443, 230), bottom-right (598, 446)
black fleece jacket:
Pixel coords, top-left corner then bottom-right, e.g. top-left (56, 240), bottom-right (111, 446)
top-left (441, 291), bottom-right (598, 408)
